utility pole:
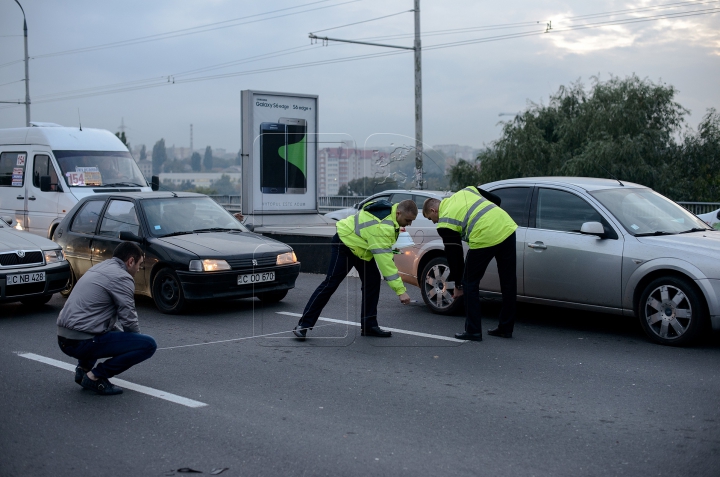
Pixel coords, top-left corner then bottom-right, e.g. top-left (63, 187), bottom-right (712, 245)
top-left (309, 0), bottom-right (424, 189)
top-left (0, 1), bottom-right (31, 125)
top-left (190, 124), bottom-right (194, 153)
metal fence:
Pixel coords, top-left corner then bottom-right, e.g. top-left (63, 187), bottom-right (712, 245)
top-left (677, 202), bottom-right (720, 215)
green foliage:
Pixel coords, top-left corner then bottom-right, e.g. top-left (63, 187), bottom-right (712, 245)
top-left (211, 174), bottom-right (240, 195)
top-left (449, 75), bottom-right (720, 201)
top-left (115, 131), bottom-right (129, 148)
top-left (448, 159), bottom-right (482, 191)
top-left (191, 152), bottom-right (202, 172)
top-left (151, 139), bottom-right (167, 174)
top-left (139, 145), bottom-right (147, 161)
top-left (203, 146), bottom-right (213, 171)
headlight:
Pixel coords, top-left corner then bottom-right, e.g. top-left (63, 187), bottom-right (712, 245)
top-left (44, 249), bottom-right (65, 263)
top-left (189, 259), bottom-right (231, 272)
top-left (276, 251), bottom-right (297, 265)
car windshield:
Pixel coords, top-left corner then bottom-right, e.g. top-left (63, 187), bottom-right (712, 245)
top-left (54, 150), bottom-right (147, 187)
top-left (140, 197), bottom-right (246, 237)
top-left (590, 188), bottom-right (709, 236)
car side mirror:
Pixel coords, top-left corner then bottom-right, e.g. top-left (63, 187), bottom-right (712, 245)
top-left (151, 175), bottom-right (160, 191)
top-left (580, 221), bottom-right (605, 236)
top-left (244, 223), bottom-right (255, 232)
top-left (119, 231), bottom-right (144, 243)
top-left (40, 175), bottom-right (53, 192)
top-left (716, 210), bottom-right (720, 220)
top-left (1, 216), bottom-right (13, 226)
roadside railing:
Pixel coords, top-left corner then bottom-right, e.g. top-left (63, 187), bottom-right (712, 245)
top-left (677, 202), bottom-right (720, 215)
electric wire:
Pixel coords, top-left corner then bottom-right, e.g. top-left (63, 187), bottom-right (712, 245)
top-left (310, 9), bottom-right (413, 34)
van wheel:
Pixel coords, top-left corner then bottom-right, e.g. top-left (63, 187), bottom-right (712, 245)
top-left (60, 265), bottom-right (76, 298)
top-left (638, 276), bottom-right (707, 346)
top-left (257, 289), bottom-right (288, 303)
top-left (420, 257), bottom-right (463, 315)
top-left (21, 294), bottom-right (53, 306)
top-left (152, 268), bottom-right (187, 314)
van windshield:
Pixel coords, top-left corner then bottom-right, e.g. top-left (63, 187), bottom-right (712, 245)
top-left (54, 150), bottom-right (146, 187)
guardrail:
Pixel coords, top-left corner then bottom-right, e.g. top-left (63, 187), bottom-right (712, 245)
top-left (677, 202), bottom-right (720, 215)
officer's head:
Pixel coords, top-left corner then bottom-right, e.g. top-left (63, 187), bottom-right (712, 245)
top-left (113, 241), bottom-right (145, 278)
top-left (422, 198), bottom-right (441, 224)
top-left (396, 200), bottom-right (418, 227)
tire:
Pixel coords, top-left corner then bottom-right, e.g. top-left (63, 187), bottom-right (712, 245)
top-left (21, 294), bottom-right (53, 306)
top-left (257, 289), bottom-right (288, 303)
top-left (420, 257), bottom-right (463, 315)
top-left (60, 264), bottom-right (76, 298)
top-left (638, 276), bottom-right (707, 346)
top-left (152, 268), bottom-right (187, 314)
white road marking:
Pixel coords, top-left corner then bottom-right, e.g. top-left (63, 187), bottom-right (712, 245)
top-left (277, 311), bottom-right (465, 343)
top-left (17, 353), bottom-right (207, 408)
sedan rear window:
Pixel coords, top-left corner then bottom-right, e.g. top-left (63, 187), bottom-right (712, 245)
top-left (491, 187), bottom-right (531, 227)
top-left (70, 200), bottom-right (105, 235)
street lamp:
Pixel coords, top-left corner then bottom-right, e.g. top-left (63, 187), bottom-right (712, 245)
top-left (15, 0), bottom-right (31, 126)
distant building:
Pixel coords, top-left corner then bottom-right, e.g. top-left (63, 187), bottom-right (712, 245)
top-left (136, 159), bottom-right (153, 179)
top-left (317, 147), bottom-right (386, 196)
top-left (159, 172), bottom-right (241, 189)
top-left (432, 144), bottom-right (478, 162)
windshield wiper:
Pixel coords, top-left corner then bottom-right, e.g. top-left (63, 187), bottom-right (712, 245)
top-left (634, 231), bottom-right (676, 237)
top-left (678, 227), bottom-right (709, 234)
top-left (100, 182), bottom-right (145, 187)
top-left (192, 227), bottom-right (235, 233)
top-left (159, 231), bottom-right (193, 238)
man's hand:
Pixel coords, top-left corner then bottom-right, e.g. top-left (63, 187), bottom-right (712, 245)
top-left (233, 212), bottom-right (244, 222)
top-left (399, 292), bottom-right (411, 305)
top-left (452, 287), bottom-right (464, 299)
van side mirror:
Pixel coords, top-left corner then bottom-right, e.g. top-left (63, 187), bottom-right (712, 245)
top-left (580, 221), bottom-right (605, 236)
top-left (244, 223), bottom-right (254, 232)
top-left (119, 231), bottom-right (144, 243)
top-left (151, 175), bottom-right (160, 191)
top-left (40, 175), bottom-right (52, 192)
top-left (1, 216), bottom-right (13, 226)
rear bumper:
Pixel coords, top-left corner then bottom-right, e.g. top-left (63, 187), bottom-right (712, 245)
top-left (176, 263), bottom-right (301, 300)
top-left (0, 262), bottom-right (70, 302)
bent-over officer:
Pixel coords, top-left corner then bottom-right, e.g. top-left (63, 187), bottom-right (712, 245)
top-left (293, 199), bottom-right (417, 339)
top-left (57, 242), bottom-right (156, 395)
top-left (423, 186), bottom-right (518, 340)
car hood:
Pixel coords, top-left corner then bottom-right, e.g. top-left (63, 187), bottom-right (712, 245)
top-left (636, 231), bottom-right (720, 257)
top-left (156, 231), bottom-right (291, 257)
top-left (0, 229), bottom-right (58, 251)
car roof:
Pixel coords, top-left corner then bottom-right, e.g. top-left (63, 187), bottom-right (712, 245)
top-left (369, 189), bottom-right (452, 198)
top-left (79, 191), bottom-right (208, 201)
top-left (482, 176), bottom-right (648, 192)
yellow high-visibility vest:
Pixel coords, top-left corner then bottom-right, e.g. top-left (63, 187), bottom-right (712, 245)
top-left (437, 186), bottom-right (517, 249)
top-left (336, 202), bottom-right (406, 295)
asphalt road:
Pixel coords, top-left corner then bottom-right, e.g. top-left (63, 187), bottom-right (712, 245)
top-left (1, 272), bottom-right (720, 477)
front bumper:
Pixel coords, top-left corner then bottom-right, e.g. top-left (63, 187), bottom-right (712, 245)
top-left (176, 263), bottom-right (301, 300)
top-left (0, 261), bottom-right (71, 302)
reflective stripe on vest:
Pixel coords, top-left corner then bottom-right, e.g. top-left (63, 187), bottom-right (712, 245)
top-left (371, 248), bottom-right (393, 254)
top-left (353, 212), bottom-right (394, 237)
top-left (384, 273), bottom-right (399, 281)
top-left (463, 203), bottom-right (497, 241)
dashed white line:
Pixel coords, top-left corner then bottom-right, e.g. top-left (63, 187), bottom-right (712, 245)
top-left (17, 353), bottom-right (207, 408)
top-left (276, 311), bottom-right (465, 343)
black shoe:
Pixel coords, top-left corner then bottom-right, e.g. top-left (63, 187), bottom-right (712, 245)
top-left (80, 375), bottom-right (123, 395)
top-left (487, 327), bottom-right (513, 338)
top-left (361, 326), bottom-right (392, 337)
top-left (455, 331), bottom-right (483, 341)
top-left (75, 366), bottom-right (86, 386)
top-left (293, 325), bottom-right (307, 340)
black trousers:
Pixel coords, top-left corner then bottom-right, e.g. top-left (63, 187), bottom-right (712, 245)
top-left (463, 232), bottom-right (517, 334)
top-left (298, 234), bottom-right (382, 330)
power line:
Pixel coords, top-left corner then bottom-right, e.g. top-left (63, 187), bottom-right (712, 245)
top-left (310, 9), bottom-right (413, 34)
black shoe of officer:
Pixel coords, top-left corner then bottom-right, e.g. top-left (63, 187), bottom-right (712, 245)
top-left (487, 327), bottom-right (513, 338)
top-left (293, 325), bottom-right (307, 340)
top-left (361, 326), bottom-right (392, 337)
top-left (80, 375), bottom-right (123, 395)
top-left (454, 331), bottom-right (483, 341)
top-left (75, 366), bottom-right (87, 386)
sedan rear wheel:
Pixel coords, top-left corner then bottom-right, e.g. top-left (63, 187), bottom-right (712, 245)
top-left (420, 257), bottom-right (463, 315)
top-left (638, 276), bottom-right (707, 346)
top-left (152, 268), bottom-right (187, 314)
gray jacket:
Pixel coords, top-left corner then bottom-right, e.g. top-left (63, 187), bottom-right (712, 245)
top-left (57, 257), bottom-right (139, 339)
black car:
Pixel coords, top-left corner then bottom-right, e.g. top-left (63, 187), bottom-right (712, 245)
top-left (54, 192), bottom-right (301, 314)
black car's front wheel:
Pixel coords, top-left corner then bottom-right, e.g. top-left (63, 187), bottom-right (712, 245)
top-left (420, 257), bottom-right (463, 315)
top-left (638, 276), bottom-right (707, 346)
top-left (152, 268), bottom-right (187, 314)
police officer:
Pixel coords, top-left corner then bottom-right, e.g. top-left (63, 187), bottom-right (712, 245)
top-left (293, 199), bottom-right (417, 339)
top-left (423, 187), bottom-right (518, 340)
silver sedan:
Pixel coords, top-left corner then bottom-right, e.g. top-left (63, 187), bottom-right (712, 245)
top-left (395, 177), bottom-right (720, 346)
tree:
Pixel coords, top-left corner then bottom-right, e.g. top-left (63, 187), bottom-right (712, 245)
top-left (139, 145), bottom-right (147, 161)
top-left (448, 159), bottom-right (482, 191)
top-left (341, 176), bottom-right (403, 196)
top-left (203, 146), bottom-right (213, 171)
top-left (211, 174), bottom-right (239, 195)
top-left (191, 151), bottom-right (202, 172)
top-left (152, 139), bottom-right (167, 174)
top-left (115, 131), bottom-right (129, 149)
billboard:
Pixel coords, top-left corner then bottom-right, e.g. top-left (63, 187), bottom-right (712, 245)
top-left (241, 90), bottom-right (318, 214)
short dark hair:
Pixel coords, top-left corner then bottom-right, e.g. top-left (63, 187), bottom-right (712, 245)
top-left (113, 241), bottom-right (144, 263)
top-left (397, 199), bottom-right (418, 217)
top-left (422, 198), bottom-right (440, 217)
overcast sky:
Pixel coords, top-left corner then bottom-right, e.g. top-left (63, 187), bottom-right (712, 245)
top-left (0, 0), bottom-right (718, 155)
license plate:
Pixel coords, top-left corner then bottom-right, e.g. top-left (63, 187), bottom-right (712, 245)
top-left (237, 271), bottom-right (275, 285)
top-left (7, 271), bottom-right (45, 285)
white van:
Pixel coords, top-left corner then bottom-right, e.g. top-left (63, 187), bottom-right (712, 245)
top-left (0, 123), bottom-right (152, 239)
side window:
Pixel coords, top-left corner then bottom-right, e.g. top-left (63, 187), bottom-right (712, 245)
top-left (390, 193), bottom-right (412, 204)
top-left (32, 155), bottom-right (60, 191)
top-left (70, 200), bottom-right (105, 235)
top-left (536, 188), bottom-right (605, 233)
top-left (99, 200), bottom-right (139, 237)
top-left (361, 194), bottom-right (390, 207)
top-left (0, 152), bottom-right (27, 187)
top-left (413, 194), bottom-right (430, 211)
top-left (492, 187), bottom-right (531, 227)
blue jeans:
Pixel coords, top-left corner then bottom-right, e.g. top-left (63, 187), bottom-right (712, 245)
top-left (298, 234), bottom-right (382, 330)
top-left (58, 331), bottom-right (157, 379)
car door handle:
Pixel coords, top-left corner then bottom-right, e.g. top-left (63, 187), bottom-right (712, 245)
top-left (528, 242), bottom-right (547, 250)
top-left (28, 196), bottom-right (36, 201)
top-left (17, 195), bottom-right (24, 200)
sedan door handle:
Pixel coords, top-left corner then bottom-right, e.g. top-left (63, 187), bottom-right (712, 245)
top-left (28, 196), bottom-right (36, 201)
top-left (16, 195), bottom-right (24, 200)
top-left (528, 242), bottom-right (547, 250)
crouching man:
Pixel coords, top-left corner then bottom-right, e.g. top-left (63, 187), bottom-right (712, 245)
top-left (57, 242), bottom-right (157, 395)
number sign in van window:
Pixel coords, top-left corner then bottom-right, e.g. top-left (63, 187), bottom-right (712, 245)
top-left (0, 152), bottom-right (27, 187)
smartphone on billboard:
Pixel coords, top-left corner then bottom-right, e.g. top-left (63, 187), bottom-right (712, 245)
top-left (279, 117), bottom-right (307, 194)
top-left (260, 122), bottom-right (286, 194)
